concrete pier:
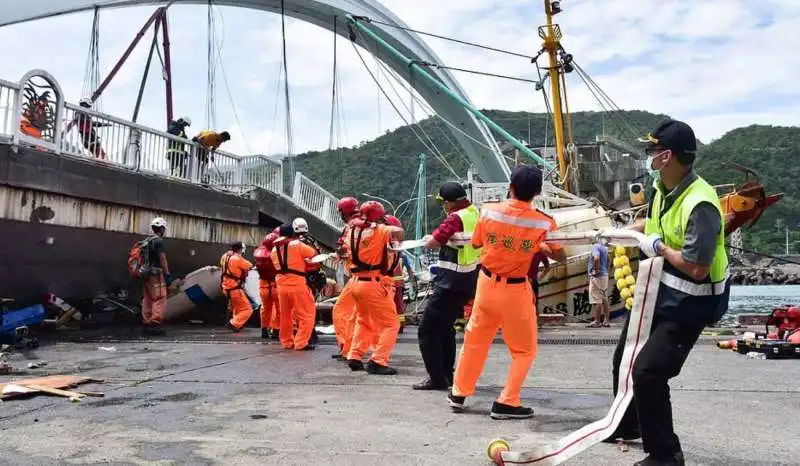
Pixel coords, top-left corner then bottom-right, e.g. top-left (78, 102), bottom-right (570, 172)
top-left (0, 326), bottom-right (795, 465)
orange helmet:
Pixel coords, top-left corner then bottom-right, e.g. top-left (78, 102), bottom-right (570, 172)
top-left (337, 197), bottom-right (359, 217)
top-left (262, 232), bottom-right (279, 248)
top-left (384, 215), bottom-right (402, 228)
top-left (359, 200), bottom-right (385, 222)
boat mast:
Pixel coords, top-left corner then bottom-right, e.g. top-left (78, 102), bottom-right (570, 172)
top-left (540, 0), bottom-right (575, 192)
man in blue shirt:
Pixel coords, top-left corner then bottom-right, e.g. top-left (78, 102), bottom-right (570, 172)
top-left (587, 238), bottom-right (610, 327)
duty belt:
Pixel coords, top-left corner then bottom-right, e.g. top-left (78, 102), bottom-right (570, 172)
top-left (481, 266), bottom-right (527, 284)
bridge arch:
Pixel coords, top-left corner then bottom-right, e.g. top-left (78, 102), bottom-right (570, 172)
top-left (0, 0), bottom-right (510, 181)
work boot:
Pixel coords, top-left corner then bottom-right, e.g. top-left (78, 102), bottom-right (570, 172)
top-left (490, 401), bottom-right (534, 420)
top-left (447, 392), bottom-right (465, 412)
top-left (347, 359), bottom-right (364, 371)
top-left (298, 344), bottom-right (315, 351)
top-left (261, 328), bottom-right (270, 340)
top-left (412, 377), bottom-right (449, 391)
top-left (270, 329), bottom-right (280, 340)
top-left (226, 322), bottom-right (241, 333)
top-left (365, 360), bottom-right (397, 375)
top-left (633, 453), bottom-right (685, 466)
top-left (142, 324), bottom-right (165, 336)
top-left (331, 353), bottom-right (346, 361)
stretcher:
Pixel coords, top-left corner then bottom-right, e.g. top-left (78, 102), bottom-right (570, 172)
top-left (487, 228), bottom-right (662, 465)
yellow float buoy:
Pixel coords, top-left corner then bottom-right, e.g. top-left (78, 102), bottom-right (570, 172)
top-left (615, 246), bottom-right (626, 256)
top-left (620, 288), bottom-right (631, 300)
top-left (613, 256), bottom-right (624, 268)
top-left (625, 297), bottom-right (634, 309)
top-left (614, 268), bottom-right (625, 280)
top-left (622, 265), bottom-right (632, 276)
top-left (619, 255), bottom-right (630, 266)
top-left (625, 275), bottom-right (636, 286)
top-left (617, 278), bottom-right (627, 291)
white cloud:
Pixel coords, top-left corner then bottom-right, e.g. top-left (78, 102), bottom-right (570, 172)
top-left (0, 0), bottom-right (798, 165)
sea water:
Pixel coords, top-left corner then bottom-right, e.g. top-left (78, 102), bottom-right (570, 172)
top-left (718, 285), bottom-right (800, 326)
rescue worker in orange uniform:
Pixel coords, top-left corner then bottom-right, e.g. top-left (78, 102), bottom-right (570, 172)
top-left (253, 232), bottom-right (281, 340)
top-left (448, 165), bottom-right (566, 419)
top-left (331, 196), bottom-right (362, 361)
top-left (346, 201), bottom-right (404, 375)
top-left (142, 217), bottom-right (171, 336)
top-left (272, 222), bottom-right (319, 351)
top-left (383, 215), bottom-right (415, 333)
top-left (221, 241), bottom-right (255, 332)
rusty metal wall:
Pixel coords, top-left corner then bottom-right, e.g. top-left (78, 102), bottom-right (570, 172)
top-left (0, 185), bottom-right (270, 246)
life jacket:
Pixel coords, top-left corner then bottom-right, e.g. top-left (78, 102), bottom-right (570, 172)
top-left (253, 245), bottom-right (277, 281)
top-left (274, 242), bottom-right (307, 276)
top-left (220, 251), bottom-right (248, 291)
top-left (128, 236), bottom-right (156, 278)
top-left (350, 225), bottom-right (388, 274)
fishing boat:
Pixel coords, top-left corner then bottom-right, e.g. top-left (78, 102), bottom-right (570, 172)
top-left (405, 0), bottom-right (784, 323)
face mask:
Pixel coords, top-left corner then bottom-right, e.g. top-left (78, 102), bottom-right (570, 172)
top-left (241, 246), bottom-right (246, 255)
top-left (647, 150), bottom-right (669, 182)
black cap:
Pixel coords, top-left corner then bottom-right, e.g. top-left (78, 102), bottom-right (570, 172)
top-left (639, 119), bottom-right (697, 156)
top-left (510, 164), bottom-right (543, 201)
top-left (437, 181), bottom-right (468, 202)
top-left (230, 241), bottom-right (245, 251)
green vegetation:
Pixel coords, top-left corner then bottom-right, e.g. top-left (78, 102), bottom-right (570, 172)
top-left (286, 110), bottom-right (798, 253)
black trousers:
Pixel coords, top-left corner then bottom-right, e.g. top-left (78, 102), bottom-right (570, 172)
top-left (417, 286), bottom-right (473, 384)
top-left (611, 313), bottom-right (703, 459)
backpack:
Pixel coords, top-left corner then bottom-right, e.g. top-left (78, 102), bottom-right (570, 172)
top-left (128, 236), bottom-right (154, 278)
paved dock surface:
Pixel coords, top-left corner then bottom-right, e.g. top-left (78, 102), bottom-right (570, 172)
top-left (1, 326), bottom-right (797, 466)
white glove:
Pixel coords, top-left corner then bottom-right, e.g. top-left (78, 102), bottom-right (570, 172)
top-left (639, 234), bottom-right (662, 258)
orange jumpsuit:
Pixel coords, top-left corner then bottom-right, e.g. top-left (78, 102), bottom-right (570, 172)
top-left (272, 239), bottom-right (317, 350)
top-left (142, 274), bottom-right (166, 325)
top-left (452, 200), bottom-right (563, 407)
top-left (254, 245), bottom-right (280, 330)
top-left (347, 224), bottom-right (400, 368)
top-left (221, 251), bottom-right (255, 330)
top-left (332, 219), bottom-right (360, 357)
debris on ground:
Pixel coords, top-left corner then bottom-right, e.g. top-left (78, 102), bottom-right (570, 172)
top-left (98, 346), bottom-right (117, 352)
top-left (27, 361), bottom-right (47, 369)
top-left (0, 375), bottom-right (103, 401)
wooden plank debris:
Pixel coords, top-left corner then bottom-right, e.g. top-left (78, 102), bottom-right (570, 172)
top-left (0, 375), bottom-right (103, 401)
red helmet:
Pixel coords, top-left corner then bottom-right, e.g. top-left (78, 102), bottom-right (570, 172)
top-left (337, 197), bottom-right (359, 216)
top-left (359, 200), bottom-right (385, 222)
top-left (384, 215), bottom-right (402, 228)
top-left (272, 226), bottom-right (280, 235)
top-left (262, 232), bottom-right (279, 248)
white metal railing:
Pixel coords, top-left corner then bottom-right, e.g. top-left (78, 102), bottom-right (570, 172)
top-left (292, 171), bottom-right (344, 229)
top-left (0, 78), bottom-right (17, 139)
top-left (0, 69), bottom-right (338, 232)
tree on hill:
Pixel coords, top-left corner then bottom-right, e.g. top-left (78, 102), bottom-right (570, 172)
top-left (286, 110), bottom-right (798, 253)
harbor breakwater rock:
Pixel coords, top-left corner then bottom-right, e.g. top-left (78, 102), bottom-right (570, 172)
top-left (730, 267), bottom-right (800, 285)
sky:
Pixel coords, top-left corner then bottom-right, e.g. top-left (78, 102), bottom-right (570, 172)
top-left (0, 0), bottom-right (798, 158)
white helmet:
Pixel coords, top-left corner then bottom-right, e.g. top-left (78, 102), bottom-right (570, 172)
top-left (179, 116), bottom-right (192, 126)
top-left (79, 97), bottom-right (92, 107)
top-left (292, 217), bottom-right (309, 234)
top-left (150, 217), bottom-right (167, 229)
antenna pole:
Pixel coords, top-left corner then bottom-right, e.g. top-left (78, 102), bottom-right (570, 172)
top-left (541, 0), bottom-right (569, 190)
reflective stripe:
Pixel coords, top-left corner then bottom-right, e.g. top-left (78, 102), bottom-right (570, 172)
top-left (660, 270), bottom-right (729, 296)
top-left (481, 209), bottom-right (551, 229)
top-left (436, 260), bottom-right (479, 273)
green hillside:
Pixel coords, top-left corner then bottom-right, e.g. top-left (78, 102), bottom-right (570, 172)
top-left (287, 110), bottom-right (799, 254)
